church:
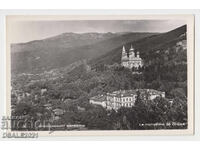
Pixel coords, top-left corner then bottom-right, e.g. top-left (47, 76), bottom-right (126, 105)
top-left (121, 45), bottom-right (143, 69)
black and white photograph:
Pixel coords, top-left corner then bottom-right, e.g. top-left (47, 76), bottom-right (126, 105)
top-left (6, 15), bottom-right (194, 135)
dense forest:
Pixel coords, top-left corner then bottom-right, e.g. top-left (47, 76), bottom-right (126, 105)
top-left (11, 62), bottom-right (187, 130)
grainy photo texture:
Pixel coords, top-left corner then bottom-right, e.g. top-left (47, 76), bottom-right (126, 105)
top-left (6, 15), bottom-right (194, 135)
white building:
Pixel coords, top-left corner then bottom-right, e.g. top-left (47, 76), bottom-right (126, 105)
top-left (89, 95), bottom-right (107, 108)
top-left (106, 90), bottom-right (137, 110)
top-left (121, 45), bottom-right (143, 69)
top-left (89, 89), bottom-right (165, 111)
top-left (106, 89), bottom-right (165, 111)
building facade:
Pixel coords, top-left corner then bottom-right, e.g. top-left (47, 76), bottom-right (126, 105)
top-left (89, 89), bottom-right (165, 111)
top-left (121, 45), bottom-right (143, 69)
top-left (106, 90), bottom-right (137, 110)
top-left (106, 89), bottom-right (165, 111)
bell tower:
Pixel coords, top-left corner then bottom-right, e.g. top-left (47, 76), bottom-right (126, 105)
top-left (121, 46), bottom-right (128, 67)
top-left (129, 44), bottom-right (135, 60)
top-left (136, 51), bottom-right (140, 58)
top-left (122, 46), bottom-right (127, 60)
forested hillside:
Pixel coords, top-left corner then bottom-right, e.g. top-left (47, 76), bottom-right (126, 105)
top-left (11, 32), bottom-right (155, 74)
top-left (90, 25), bottom-right (187, 96)
top-left (11, 25), bottom-right (188, 130)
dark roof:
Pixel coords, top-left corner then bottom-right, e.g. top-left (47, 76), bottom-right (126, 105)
top-left (107, 89), bottom-right (164, 98)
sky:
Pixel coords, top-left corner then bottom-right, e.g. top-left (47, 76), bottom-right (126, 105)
top-left (8, 20), bottom-right (186, 43)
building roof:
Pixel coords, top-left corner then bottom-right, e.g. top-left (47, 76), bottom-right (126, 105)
top-left (107, 89), bottom-right (164, 98)
top-left (90, 95), bottom-right (106, 102)
top-left (122, 46), bottom-right (126, 52)
top-left (122, 58), bottom-right (129, 61)
top-left (129, 57), bottom-right (142, 61)
top-left (129, 45), bottom-right (134, 52)
top-left (53, 108), bottom-right (65, 115)
top-left (108, 90), bottom-right (137, 97)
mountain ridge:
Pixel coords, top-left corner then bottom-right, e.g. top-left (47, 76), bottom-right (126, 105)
top-left (90, 25), bottom-right (187, 67)
top-left (11, 32), bottom-right (156, 73)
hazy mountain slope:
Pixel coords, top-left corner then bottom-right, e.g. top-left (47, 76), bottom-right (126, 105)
top-left (11, 32), bottom-right (156, 73)
top-left (90, 25), bottom-right (187, 67)
top-left (11, 33), bottom-right (120, 54)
